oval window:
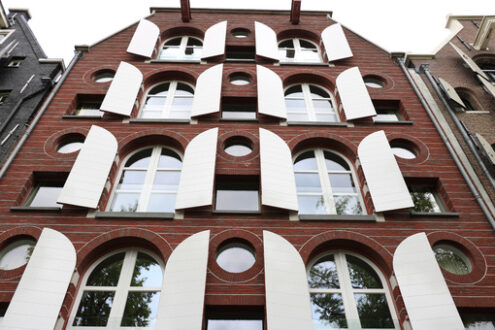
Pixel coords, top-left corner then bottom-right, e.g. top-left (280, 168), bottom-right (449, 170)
top-left (58, 141), bottom-right (84, 154)
top-left (363, 76), bottom-right (385, 88)
top-left (0, 239), bottom-right (36, 270)
top-left (216, 242), bottom-right (256, 273)
top-left (231, 28), bottom-right (250, 39)
top-left (225, 144), bottom-right (252, 157)
top-left (391, 147), bottom-right (416, 159)
top-left (433, 244), bottom-right (471, 275)
top-left (229, 73), bottom-right (251, 86)
top-left (94, 70), bottom-right (115, 83)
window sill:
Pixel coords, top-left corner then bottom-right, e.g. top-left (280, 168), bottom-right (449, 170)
top-left (280, 62), bottom-right (330, 67)
top-left (62, 115), bottom-right (103, 120)
top-left (10, 206), bottom-right (61, 212)
top-left (129, 118), bottom-right (191, 124)
top-left (287, 121), bottom-right (348, 127)
top-left (220, 118), bottom-right (258, 123)
top-left (148, 59), bottom-right (201, 64)
top-left (464, 110), bottom-right (490, 114)
top-left (299, 214), bottom-right (376, 221)
top-left (224, 59), bottom-right (256, 63)
top-left (409, 211), bottom-right (460, 218)
top-left (373, 120), bottom-right (413, 125)
top-left (95, 211), bottom-right (175, 219)
top-left (212, 210), bottom-right (261, 215)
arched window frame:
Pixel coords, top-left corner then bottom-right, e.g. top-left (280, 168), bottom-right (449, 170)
top-left (284, 83), bottom-right (339, 122)
top-left (278, 38), bottom-right (322, 63)
top-left (293, 148), bottom-right (364, 215)
top-left (138, 81), bottom-right (195, 119)
top-left (157, 36), bottom-right (203, 61)
top-left (68, 248), bottom-right (164, 329)
top-left (107, 145), bottom-right (183, 213)
top-left (307, 250), bottom-right (400, 329)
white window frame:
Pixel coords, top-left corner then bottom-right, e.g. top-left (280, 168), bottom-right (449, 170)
top-left (278, 38), bottom-right (322, 63)
top-left (107, 145), bottom-right (182, 212)
top-left (68, 248), bottom-right (164, 329)
top-left (158, 36), bottom-right (203, 61)
top-left (307, 250), bottom-right (400, 330)
top-left (0, 30), bottom-right (13, 45)
top-left (75, 103), bottom-right (104, 117)
top-left (285, 83), bottom-right (338, 122)
top-left (294, 149), bottom-right (364, 215)
top-left (138, 81), bottom-right (195, 119)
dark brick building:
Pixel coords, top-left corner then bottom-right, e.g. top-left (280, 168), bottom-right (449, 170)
top-left (0, 5), bottom-right (493, 330)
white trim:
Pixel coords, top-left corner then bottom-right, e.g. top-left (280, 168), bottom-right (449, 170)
top-left (201, 21), bottom-right (227, 60)
top-left (191, 64), bottom-right (223, 117)
top-left (438, 77), bottom-right (466, 108)
top-left (449, 42), bottom-right (490, 81)
top-left (126, 19), bottom-right (160, 58)
top-left (473, 16), bottom-right (495, 51)
top-left (254, 21), bottom-right (279, 61)
top-left (0, 29), bottom-right (14, 46)
top-left (256, 65), bottom-right (287, 119)
top-left (336, 67), bottom-right (376, 120)
top-left (475, 133), bottom-right (495, 165)
top-left (321, 24), bottom-right (353, 62)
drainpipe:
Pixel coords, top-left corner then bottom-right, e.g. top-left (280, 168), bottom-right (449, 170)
top-left (0, 51), bottom-right (83, 180)
top-left (396, 58), bottom-right (495, 230)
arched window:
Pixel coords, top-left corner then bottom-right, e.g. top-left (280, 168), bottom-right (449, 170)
top-left (308, 251), bottom-right (399, 329)
top-left (69, 249), bottom-right (163, 328)
top-left (285, 84), bottom-right (338, 122)
top-left (294, 149), bottom-right (363, 215)
top-left (109, 146), bottom-right (182, 213)
top-left (140, 81), bottom-right (194, 119)
top-left (158, 36), bottom-right (203, 61)
top-left (278, 38), bottom-right (321, 63)
top-left (476, 57), bottom-right (495, 82)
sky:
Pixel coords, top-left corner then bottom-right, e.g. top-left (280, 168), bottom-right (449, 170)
top-left (2, 0), bottom-right (495, 65)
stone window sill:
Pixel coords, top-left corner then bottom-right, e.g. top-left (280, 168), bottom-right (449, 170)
top-left (409, 211), bottom-right (460, 218)
top-left (287, 121), bottom-right (349, 127)
top-left (62, 115), bottom-right (102, 120)
top-left (95, 211), bottom-right (174, 219)
top-left (212, 210), bottom-right (261, 215)
top-left (299, 214), bottom-right (376, 221)
top-left (373, 120), bottom-right (413, 125)
top-left (129, 118), bottom-right (190, 124)
top-left (10, 206), bottom-right (61, 212)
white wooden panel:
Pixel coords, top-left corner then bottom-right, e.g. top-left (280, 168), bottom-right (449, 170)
top-left (478, 73), bottom-right (495, 99)
top-left (476, 133), bottom-right (495, 165)
top-left (259, 128), bottom-right (298, 211)
top-left (438, 77), bottom-right (466, 108)
top-left (100, 61), bottom-right (143, 116)
top-left (336, 67), bottom-right (376, 120)
top-left (263, 231), bottom-right (313, 330)
top-left (201, 21), bottom-right (227, 59)
top-left (255, 21), bottom-right (279, 61)
top-left (450, 42), bottom-right (490, 80)
top-left (175, 128), bottom-right (218, 209)
top-left (358, 130), bottom-right (413, 212)
top-left (155, 230), bottom-right (210, 330)
top-left (321, 23), bottom-right (353, 62)
top-left (126, 19), bottom-right (160, 58)
top-left (2, 228), bottom-right (76, 330)
top-left (191, 64), bottom-right (223, 117)
top-left (257, 65), bottom-right (287, 119)
top-left (393, 233), bottom-right (464, 330)
top-left (58, 125), bottom-right (117, 209)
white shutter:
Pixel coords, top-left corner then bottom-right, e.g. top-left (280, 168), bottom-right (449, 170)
top-left (58, 125), bottom-right (117, 209)
top-left (449, 42), bottom-right (490, 80)
top-left (259, 128), bottom-right (298, 211)
top-left (475, 133), bottom-right (495, 165)
top-left (478, 74), bottom-right (495, 99)
top-left (438, 77), bottom-right (466, 108)
top-left (393, 233), bottom-right (464, 330)
top-left (2, 228), bottom-right (76, 330)
top-left (126, 19), bottom-right (160, 58)
top-left (263, 231), bottom-right (313, 330)
top-left (175, 128), bottom-right (218, 209)
top-left (336, 67), bottom-right (376, 120)
top-left (358, 130), bottom-right (413, 212)
top-left (155, 230), bottom-right (210, 330)
top-left (191, 64), bottom-right (223, 117)
top-left (257, 65), bottom-right (287, 119)
top-left (201, 21), bottom-right (227, 60)
top-left (321, 23), bottom-right (353, 62)
top-left (100, 61), bottom-right (143, 117)
top-left (255, 21), bottom-right (279, 61)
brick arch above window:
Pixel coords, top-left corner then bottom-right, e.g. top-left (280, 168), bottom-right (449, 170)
top-left (118, 130), bottom-right (188, 160)
top-left (277, 28), bottom-right (321, 45)
top-left (143, 69), bottom-right (197, 91)
top-left (283, 72), bottom-right (336, 92)
top-left (160, 26), bottom-right (205, 41)
top-left (290, 134), bottom-right (358, 163)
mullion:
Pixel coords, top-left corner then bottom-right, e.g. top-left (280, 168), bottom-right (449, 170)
top-left (162, 81), bottom-right (177, 118)
top-left (137, 147), bottom-right (161, 212)
top-left (302, 84), bottom-right (317, 121)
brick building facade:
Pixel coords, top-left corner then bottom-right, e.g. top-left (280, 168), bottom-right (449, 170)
top-left (0, 6), bottom-right (493, 330)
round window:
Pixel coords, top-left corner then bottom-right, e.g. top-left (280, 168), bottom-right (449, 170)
top-left (391, 147), bottom-right (416, 159)
top-left (57, 134), bottom-right (85, 154)
top-left (216, 242), bottom-right (256, 273)
top-left (94, 70), bottom-right (115, 83)
top-left (363, 76), bottom-right (385, 88)
top-left (229, 73), bottom-right (251, 86)
top-left (0, 239), bottom-right (36, 270)
top-left (231, 28), bottom-right (250, 38)
top-left (433, 244), bottom-right (471, 275)
top-left (225, 144), bottom-right (252, 157)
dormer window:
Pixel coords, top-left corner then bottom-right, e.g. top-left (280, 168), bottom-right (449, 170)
top-left (158, 36), bottom-right (203, 61)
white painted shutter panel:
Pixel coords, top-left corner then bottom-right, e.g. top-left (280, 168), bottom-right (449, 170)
top-left (201, 21), bottom-right (227, 60)
top-left (191, 64), bottom-right (223, 117)
top-left (393, 233), bottom-right (464, 330)
top-left (257, 65), bottom-right (287, 119)
top-left (100, 61), bottom-right (143, 116)
top-left (58, 125), bottom-right (117, 208)
top-left (321, 23), bottom-right (353, 62)
top-left (263, 231), bottom-right (313, 330)
top-left (155, 230), bottom-right (210, 330)
top-left (449, 42), bottom-right (490, 80)
top-left (126, 19), bottom-right (160, 58)
top-left (438, 77), bottom-right (466, 108)
top-left (175, 128), bottom-right (218, 209)
top-left (255, 21), bottom-right (279, 61)
top-left (358, 130), bottom-right (413, 212)
top-left (336, 67), bottom-right (376, 120)
top-left (475, 133), bottom-right (495, 165)
top-left (259, 128), bottom-right (298, 211)
top-left (2, 228), bottom-right (76, 330)
top-left (478, 74), bottom-right (495, 99)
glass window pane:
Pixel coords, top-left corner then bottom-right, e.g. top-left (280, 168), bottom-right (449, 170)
top-left (295, 173), bottom-right (322, 193)
top-left (300, 49), bottom-right (320, 62)
top-left (285, 99), bottom-right (308, 119)
top-left (170, 97), bottom-right (193, 118)
top-left (187, 37), bottom-right (203, 46)
top-left (159, 47), bottom-right (183, 60)
top-left (144, 96), bottom-right (167, 111)
top-left (29, 186), bottom-right (62, 208)
top-left (164, 37), bottom-right (182, 46)
top-left (279, 40), bottom-right (294, 48)
top-left (147, 193), bottom-right (176, 212)
top-left (391, 147), bottom-right (416, 159)
top-left (310, 293), bottom-right (348, 329)
top-left (111, 193), bottom-right (140, 212)
top-left (374, 113), bottom-right (399, 122)
top-left (58, 141), bottom-right (83, 153)
top-left (294, 151), bottom-right (317, 170)
top-left (313, 99), bottom-right (333, 113)
top-left (131, 253), bottom-right (162, 287)
top-left (308, 255), bottom-right (339, 289)
top-left (334, 196), bottom-right (362, 215)
top-left (0, 240), bottom-right (35, 270)
top-left (153, 171), bottom-right (181, 190)
top-left (222, 111), bottom-right (257, 120)
top-left (120, 291), bottom-right (160, 327)
top-left (324, 152), bottom-right (350, 171)
top-left (309, 86), bottom-right (329, 99)
top-left (175, 83), bottom-right (194, 96)
top-left (434, 246), bottom-right (471, 275)
top-left (329, 174), bottom-right (356, 193)
top-left (315, 113), bottom-right (338, 122)
top-left (346, 255), bottom-right (382, 289)
top-left (184, 47), bottom-right (202, 59)
top-left (125, 149), bottom-right (152, 168)
top-left (284, 85), bottom-right (303, 97)
top-left (207, 319), bottom-right (263, 330)
top-left (216, 244), bottom-right (256, 273)
top-left (87, 252), bottom-right (125, 286)
top-left (158, 149), bottom-right (182, 168)
top-left (299, 40), bottom-right (317, 49)
top-left (461, 312), bottom-right (495, 330)
top-left (118, 170), bottom-right (146, 190)
top-left (73, 291), bottom-right (115, 326)
top-left (410, 189), bottom-right (441, 213)
top-left (149, 83), bottom-right (170, 96)
top-left (216, 190), bottom-right (259, 211)
top-left (298, 195), bottom-right (326, 214)
top-left (225, 145), bottom-right (252, 157)
top-left (354, 293), bottom-right (394, 328)
top-left (287, 112), bottom-right (311, 122)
